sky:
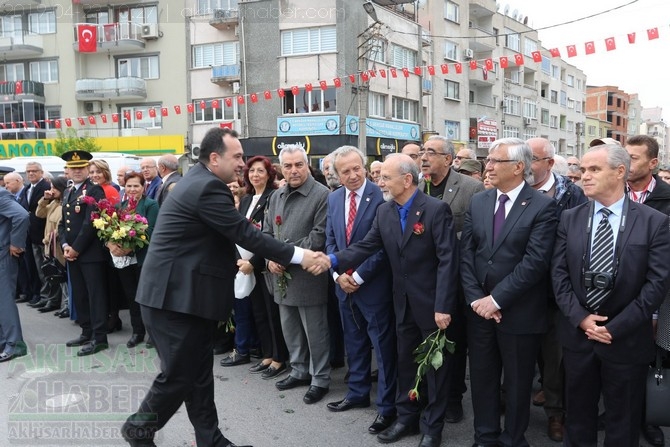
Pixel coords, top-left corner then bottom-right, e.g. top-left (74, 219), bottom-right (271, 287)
top-left (507, 0), bottom-right (670, 120)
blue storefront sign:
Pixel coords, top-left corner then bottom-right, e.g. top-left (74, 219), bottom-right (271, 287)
top-left (276, 115), bottom-right (340, 136)
top-left (345, 116), bottom-right (420, 141)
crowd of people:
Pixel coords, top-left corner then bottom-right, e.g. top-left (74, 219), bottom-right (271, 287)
top-left (1, 128), bottom-right (670, 447)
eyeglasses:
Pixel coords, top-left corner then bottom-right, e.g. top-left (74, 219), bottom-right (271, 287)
top-left (454, 156), bottom-right (469, 160)
top-left (531, 156), bottom-right (552, 162)
top-left (485, 158), bottom-right (518, 165)
top-left (25, 170), bottom-right (40, 173)
top-left (418, 150), bottom-right (447, 157)
top-left (379, 173), bottom-right (408, 183)
top-left (406, 153), bottom-right (420, 160)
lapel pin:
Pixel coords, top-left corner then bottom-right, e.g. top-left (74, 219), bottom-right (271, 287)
top-left (366, 197), bottom-right (370, 202)
top-left (448, 188), bottom-right (453, 192)
top-left (521, 201), bottom-right (527, 206)
top-left (416, 211), bottom-right (420, 216)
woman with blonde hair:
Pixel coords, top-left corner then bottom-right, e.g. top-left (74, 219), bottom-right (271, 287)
top-left (89, 159), bottom-right (120, 205)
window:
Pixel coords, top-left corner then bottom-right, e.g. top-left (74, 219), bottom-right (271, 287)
top-left (445, 120), bottom-right (460, 140)
top-left (567, 121), bottom-right (574, 132)
top-left (444, 41), bottom-right (458, 61)
top-left (45, 106), bottom-right (61, 130)
top-left (505, 28), bottom-right (519, 51)
top-left (444, 1), bottom-right (459, 23)
top-left (369, 38), bottom-right (386, 63)
top-left (118, 55), bottom-right (160, 79)
top-left (550, 90), bottom-right (558, 104)
top-left (121, 105), bottom-right (162, 129)
top-left (392, 97), bottom-right (418, 121)
top-left (0, 15), bottom-right (22, 38)
top-left (576, 101), bottom-right (582, 113)
top-left (507, 70), bottom-right (520, 84)
top-left (117, 5), bottom-right (158, 25)
top-left (192, 42), bottom-right (239, 68)
top-left (197, 0), bottom-right (238, 14)
top-left (0, 63), bottom-right (24, 82)
top-left (587, 125), bottom-right (596, 136)
top-left (444, 80), bottom-right (460, 100)
top-left (282, 88), bottom-right (337, 114)
top-left (504, 95), bottom-right (520, 116)
top-left (567, 74), bottom-right (575, 87)
top-left (29, 60), bottom-right (58, 83)
top-left (523, 129), bottom-right (537, 140)
top-left (28, 10), bottom-right (56, 34)
top-left (524, 38), bottom-right (537, 57)
top-left (503, 126), bottom-right (519, 138)
top-left (280, 26), bottom-right (336, 56)
top-left (550, 115), bottom-right (558, 128)
top-left (523, 99), bottom-right (536, 119)
top-left (541, 108), bottom-right (549, 125)
top-left (560, 90), bottom-right (567, 107)
top-left (193, 98), bottom-right (237, 122)
top-left (368, 92), bottom-right (386, 118)
top-left (577, 79), bottom-right (582, 90)
top-left (390, 44), bottom-right (417, 68)
top-left (541, 57), bottom-right (551, 74)
top-left (551, 65), bottom-right (559, 79)
top-left (567, 98), bottom-right (575, 109)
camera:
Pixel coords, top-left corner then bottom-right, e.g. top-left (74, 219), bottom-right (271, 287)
top-left (584, 271), bottom-right (614, 290)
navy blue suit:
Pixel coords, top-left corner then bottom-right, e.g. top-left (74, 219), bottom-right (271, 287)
top-left (325, 180), bottom-right (396, 416)
top-left (144, 177), bottom-right (162, 201)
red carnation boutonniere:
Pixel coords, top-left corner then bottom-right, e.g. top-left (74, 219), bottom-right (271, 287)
top-left (275, 215), bottom-right (282, 226)
top-left (413, 222), bottom-right (424, 236)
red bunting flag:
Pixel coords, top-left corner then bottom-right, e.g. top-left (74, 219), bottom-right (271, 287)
top-left (124, 110), bottom-right (131, 120)
top-left (305, 83), bottom-right (313, 92)
top-left (33, 120), bottom-right (40, 128)
top-left (199, 100), bottom-right (206, 110)
top-left (485, 59), bottom-right (494, 70)
top-left (368, 70), bottom-right (376, 78)
top-left (585, 41), bottom-right (595, 55)
top-left (566, 45), bottom-right (577, 57)
top-left (161, 107), bottom-right (168, 117)
top-left (414, 66), bottom-right (422, 75)
top-left (264, 90), bottom-right (272, 99)
top-left (277, 89), bottom-right (285, 98)
top-left (186, 103), bottom-right (194, 113)
top-left (15, 81), bottom-right (22, 94)
top-left (427, 65), bottom-right (435, 76)
top-left (237, 95), bottom-right (245, 104)
top-left (499, 56), bottom-right (509, 68)
top-left (78, 117), bottom-right (86, 125)
top-left (54, 119), bottom-right (61, 129)
top-left (549, 48), bottom-right (561, 58)
top-left (361, 71), bottom-right (369, 82)
top-left (319, 80), bottom-right (328, 90)
top-left (250, 93), bottom-right (258, 103)
top-left (514, 54), bottom-right (524, 65)
top-left (220, 122), bottom-right (233, 129)
top-left (211, 99), bottom-right (219, 109)
top-left (628, 32), bottom-right (636, 44)
top-left (390, 68), bottom-right (397, 78)
top-left (173, 105), bottom-right (181, 114)
top-left (454, 63), bottom-right (462, 74)
top-left (148, 108), bottom-right (156, 118)
top-left (77, 24), bottom-right (97, 53)
top-left (531, 51), bottom-right (542, 62)
top-left (333, 77), bottom-right (342, 87)
top-left (112, 113), bottom-right (119, 123)
top-left (10, 121), bottom-right (16, 128)
top-left (0, 122), bottom-right (5, 129)
top-left (22, 121), bottom-right (28, 129)
top-left (469, 60), bottom-right (478, 70)
top-left (290, 86), bottom-right (299, 95)
top-left (647, 27), bottom-right (659, 40)
top-left (225, 97), bottom-right (233, 107)
top-left (402, 68), bottom-right (410, 77)
top-left (65, 118), bottom-right (72, 127)
top-left (348, 74), bottom-right (356, 83)
top-left (379, 69), bottom-right (386, 78)
top-left (100, 114), bottom-right (107, 123)
top-left (482, 68), bottom-right (488, 81)
top-left (135, 110), bottom-right (142, 120)
top-left (440, 64), bottom-right (449, 74)
top-left (605, 37), bottom-right (616, 51)
top-left (88, 115), bottom-right (96, 125)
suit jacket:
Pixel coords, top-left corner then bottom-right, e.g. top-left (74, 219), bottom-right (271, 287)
top-left (57, 179), bottom-right (107, 263)
top-left (20, 178), bottom-right (50, 244)
top-left (419, 169), bottom-right (485, 236)
top-left (239, 188), bottom-right (275, 271)
top-left (263, 176), bottom-right (329, 306)
top-left (552, 199), bottom-right (670, 364)
top-left (145, 177), bottom-right (162, 201)
top-left (0, 188), bottom-right (29, 254)
top-left (325, 180), bottom-right (391, 305)
top-left (157, 171), bottom-right (182, 206)
top-left (135, 163), bottom-right (294, 321)
top-left (335, 189), bottom-right (458, 330)
top-left (460, 182), bottom-right (558, 334)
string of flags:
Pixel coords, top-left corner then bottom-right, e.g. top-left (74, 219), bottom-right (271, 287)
top-left (1, 25), bottom-right (663, 131)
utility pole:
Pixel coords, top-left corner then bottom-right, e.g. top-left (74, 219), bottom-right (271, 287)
top-left (357, 75), bottom-right (368, 153)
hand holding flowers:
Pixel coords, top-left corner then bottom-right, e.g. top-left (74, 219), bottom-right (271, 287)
top-left (82, 196), bottom-right (150, 252)
top-left (408, 328), bottom-right (455, 401)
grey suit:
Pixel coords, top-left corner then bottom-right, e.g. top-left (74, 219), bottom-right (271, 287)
top-left (0, 188), bottom-right (29, 356)
top-left (156, 171), bottom-right (181, 206)
top-left (263, 175), bottom-right (331, 387)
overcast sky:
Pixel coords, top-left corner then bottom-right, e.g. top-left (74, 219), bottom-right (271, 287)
top-left (507, 0), bottom-right (669, 121)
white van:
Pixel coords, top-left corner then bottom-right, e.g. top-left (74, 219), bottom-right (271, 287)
top-left (91, 152), bottom-right (142, 178)
top-left (2, 156), bottom-right (67, 177)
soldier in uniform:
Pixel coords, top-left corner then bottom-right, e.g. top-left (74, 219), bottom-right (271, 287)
top-left (58, 151), bottom-right (110, 356)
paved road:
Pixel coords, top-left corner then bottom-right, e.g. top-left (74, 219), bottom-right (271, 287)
top-left (1, 305), bottom-right (665, 446)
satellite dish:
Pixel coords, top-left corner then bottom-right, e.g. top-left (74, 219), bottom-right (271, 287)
top-left (503, 4), bottom-right (510, 15)
top-left (496, 2), bottom-right (500, 11)
top-left (518, 14), bottom-right (524, 24)
top-left (523, 16), bottom-right (529, 25)
top-left (512, 9), bottom-right (518, 20)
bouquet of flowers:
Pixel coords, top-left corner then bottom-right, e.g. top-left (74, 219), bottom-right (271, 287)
top-left (82, 196), bottom-right (149, 267)
top-left (408, 328), bottom-right (455, 401)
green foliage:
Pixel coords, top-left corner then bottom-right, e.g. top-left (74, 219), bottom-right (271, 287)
top-left (53, 128), bottom-right (101, 156)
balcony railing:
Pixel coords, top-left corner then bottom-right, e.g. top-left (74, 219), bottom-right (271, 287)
top-left (73, 23), bottom-right (145, 53)
top-left (211, 64), bottom-right (241, 84)
top-left (209, 9), bottom-right (239, 29)
top-left (0, 80), bottom-right (44, 97)
top-left (0, 33), bottom-right (43, 59)
top-left (75, 77), bottom-right (147, 100)
top-left (422, 79), bottom-right (433, 94)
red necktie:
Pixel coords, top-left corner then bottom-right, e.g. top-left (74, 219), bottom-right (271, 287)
top-left (345, 191), bottom-right (357, 245)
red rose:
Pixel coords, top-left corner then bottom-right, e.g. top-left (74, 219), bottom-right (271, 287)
top-left (408, 389), bottom-right (419, 401)
top-left (413, 222), bottom-right (424, 236)
top-left (275, 215), bottom-right (282, 226)
top-left (81, 195), bottom-right (96, 205)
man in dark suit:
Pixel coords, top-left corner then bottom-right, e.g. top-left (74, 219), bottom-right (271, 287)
top-left (324, 153), bottom-right (459, 447)
top-left (553, 143), bottom-right (670, 446)
top-left (140, 157), bottom-right (161, 200)
top-left (156, 154), bottom-right (181, 206)
top-left (461, 138), bottom-right (558, 447)
top-left (122, 128), bottom-right (327, 447)
top-left (324, 146), bottom-right (397, 434)
top-left (58, 151), bottom-right (110, 357)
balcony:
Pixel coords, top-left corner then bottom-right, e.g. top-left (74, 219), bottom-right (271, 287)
top-left (469, 0), bottom-right (497, 17)
top-left (421, 29), bottom-right (432, 47)
top-left (73, 23), bottom-right (145, 54)
top-left (469, 66), bottom-right (495, 87)
top-left (211, 64), bottom-right (241, 85)
top-left (75, 77), bottom-right (147, 101)
top-left (0, 80), bottom-right (44, 100)
top-left (468, 25), bottom-right (496, 51)
top-left (0, 33), bottom-right (43, 60)
top-left (422, 79), bottom-right (432, 95)
top-left (209, 9), bottom-right (239, 30)
top-left (75, 0), bottom-right (134, 4)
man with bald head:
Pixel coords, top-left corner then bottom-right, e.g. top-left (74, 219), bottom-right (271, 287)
top-left (140, 157), bottom-right (162, 200)
top-left (156, 155), bottom-right (181, 206)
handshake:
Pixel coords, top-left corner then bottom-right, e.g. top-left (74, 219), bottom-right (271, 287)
top-left (300, 250), bottom-right (332, 275)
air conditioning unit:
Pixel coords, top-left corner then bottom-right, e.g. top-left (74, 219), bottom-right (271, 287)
top-left (141, 23), bottom-right (159, 40)
top-left (523, 117), bottom-right (532, 126)
top-left (191, 145), bottom-right (201, 159)
top-left (84, 101), bottom-right (102, 114)
top-left (234, 25), bottom-right (240, 36)
top-left (232, 81), bottom-right (240, 94)
top-left (463, 48), bottom-right (474, 59)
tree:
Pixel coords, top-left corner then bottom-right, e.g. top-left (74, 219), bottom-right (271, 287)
top-left (53, 128), bottom-right (100, 156)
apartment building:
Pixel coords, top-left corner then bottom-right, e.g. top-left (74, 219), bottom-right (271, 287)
top-left (585, 85), bottom-right (630, 146)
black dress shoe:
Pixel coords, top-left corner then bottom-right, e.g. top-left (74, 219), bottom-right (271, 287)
top-left (368, 414), bottom-right (397, 434)
top-left (16, 295), bottom-right (30, 303)
top-left (445, 402), bottom-right (464, 423)
top-left (326, 397), bottom-right (370, 412)
top-left (29, 299), bottom-right (48, 308)
top-left (642, 424), bottom-right (665, 447)
top-left (58, 309), bottom-right (70, 319)
top-left (303, 385), bottom-right (328, 404)
top-left (121, 421), bottom-right (157, 446)
top-left (262, 363), bottom-right (287, 380)
top-left (77, 341), bottom-right (109, 357)
top-left (220, 350), bottom-right (250, 367)
top-left (66, 335), bottom-right (91, 347)
top-left (275, 375), bottom-right (311, 391)
top-left (38, 304), bottom-right (60, 313)
top-left (145, 338), bottom-right (154, 349)
top-left (377, 421), bottom-right (420, 444)
top-left (126, 334), bottom-right (145, 349)
top-left (249, 361), bottom-right (271, 373)
top-left (27, 297), bottom-right (42, 306)
top-left (418, 434), bottom-right (441, 447)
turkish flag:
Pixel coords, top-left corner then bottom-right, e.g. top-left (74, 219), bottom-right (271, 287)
top-left (135, 110), bottom-right (143, 120)
top-left (78, 24), bottom-right (97, 53)
top-left (212, 99), bottom-right (219, 109)
top-left (514, 54), bottom-right (524, 65)
top-left (199, 100), bottom-right (206, 110)
top-left (305, 83), bottom-right (313, 92)
top-left (402, 68), bottom-right (410, 77)
top-left (54, 119), bottom-right (61, 129)
top-left (100, 114), bottom-right (107, 123)
top-left (277, 89), bottom-right (285, 98)
top-left (647, 27), bottom-right (659, 40)
top-left (390, 68), bottom-right (397, 78)
top-left (605, 37), bottom-right (616, 51)
top-left (440, 64), bottom-right (449, 74)
top-left (148, 108), bottom-right (156, 118)
top-left (454, 63), bottom-right (462, 74)
top-left (499, 56), bottom-right (508, 68)
top-left (186, 103), bottom-right (194, 113)
top-left (112, 113), bottom-right (119, 123)
top-left (379, 69), bottom-right (386, 78)
top-left (88, 115), bottom-right (96, 125)
top-left (10, 121), bottom-right (16, 128)
top-left (124, 110), bottom-right (131, 120)
top-left (482, 68), bottom-right (488, 81)
top-left (531, 51), bottom-right (542, 63)
top-left (33, 120), bottom-right (40, 128)
top-left (0, 123), bottom-right (5, 129)
top-left (173, 105), bottom-right (181, 114)
top-left (65, 118), bottom-right (72, 127)
top-left (566, 45), bottom-right (577, 57)
top-left (237, 95), bottom-right (245, 104)
top-left (368, 70), bottom-right (376, 78)
top-left (225, 97), bottom-right (233, 107)
top-left (78, 117), bottom-right (86, 126)
top-left (585, 41), bottom-right (595, 55)
top-left (469, 60), bottom-right (477, 70)
top-left (220, 122), bottom-right (233, 129)
top-left (485, 58), bottom-right (494, 70)
top-left (161, 107), bottom-right (168, 117)
top-left (250, 93), bottom-right (258, 103)
top-left (549, 48), bottom-right (561, 58)
top-left (22, 121), bottom-right (28, 129)
top-left (361, 72), bottom-right (369, 82)
top-left (427, 65), bottom-right (435, 76)
top-left (319, 80), bottom-right (328, 90)
top-left (15, 81), bottom-right (22, 94)
top-left (628, 32), bottom-right (636, 44)
top-left (348, 74), bottom-right (356, 83)
top-left (414, 66), bottom-right (422, 75)
top-left (333, 77), bottom-right (342, 87)
top-left (290, 86), bottom-right (299, 95)
top-left (264, 90), bottom-right (272, 99)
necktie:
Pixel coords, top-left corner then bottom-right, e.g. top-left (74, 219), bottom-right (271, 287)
top-left (345, 191), bottom-right (357, 245)
top-left (144, 180), bottom-right (150, 194)
top-left (399, 206), bottom-right (409, 233)
top-left (586, 208), bottom-right (614, 311)
top-left (27, 184), bottom-right (33, 202)
top-left (492, 194), bottom-right (509, 243)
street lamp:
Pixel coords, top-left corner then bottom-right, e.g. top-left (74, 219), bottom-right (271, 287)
top-left (363, 1), bottom-right (379, 23)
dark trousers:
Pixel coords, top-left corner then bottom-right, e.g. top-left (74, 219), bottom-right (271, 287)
top-left (396, 303), bottom-right (450, 436)
top-left (327, 276), bottom-right (345, 364)
top-left (117, 264), bottom-right (145, 336)
top-left (446, 293), bottom-right (468, 406)
top-left (68, 260), bottom-right (109, 343)
top-left (23, 241), bottom-right (41, 299)
top-left (563, 348), bottom-right (646, 447)
top-left (126, 306), bottom-right (228, 447)
top-left (232, 295), bottom-right (257, 356)
top-left (468, 310), bottom-right (540, 447)
top-left (250, 274), bottom-right (288, 362)
top-left (540, 307), bottom-right (564, 418)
